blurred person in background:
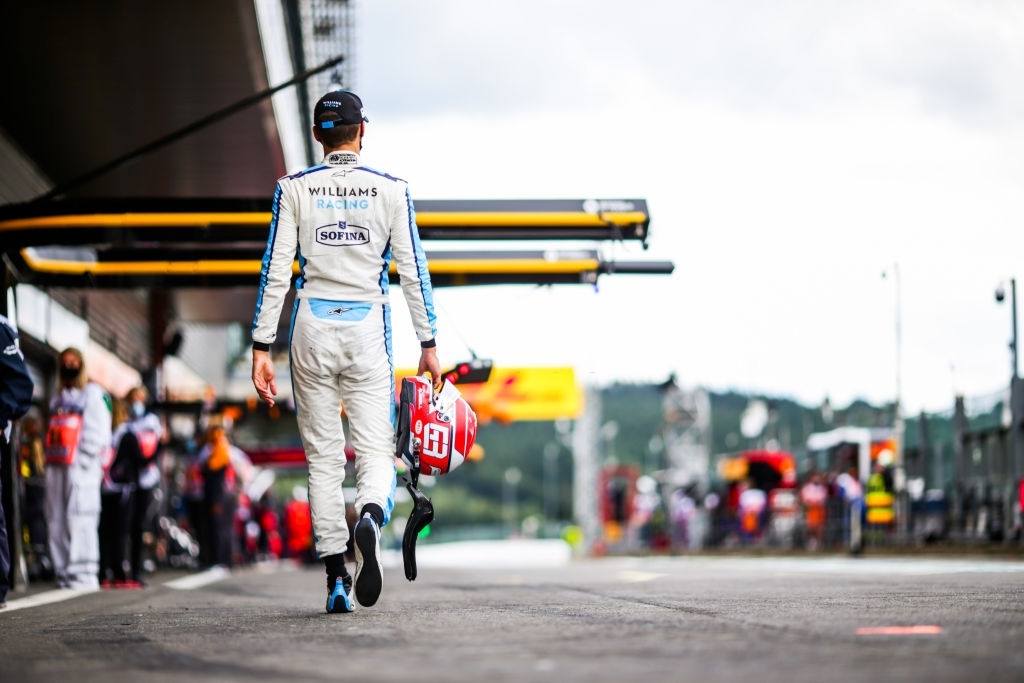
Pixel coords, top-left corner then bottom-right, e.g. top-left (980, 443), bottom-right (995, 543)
top-left (17, 412), bottom-right (50, 578)
top-left (835, 467), bottom-right (864, 546)
top-left (101, 387), bottom-right (162, 587)
top-left (183, 446), bottom-right (208, 565)
top-left (703, 492), bottom-right (724, 548)
top-left (99, 397), bottom-right (133, 586)
top-left (258, 491), bottom-right (283, 559)
top-left (122, 387), bottom-right (162, 585)
top-left (800, 472), bottom-right (828, 549)
top-left (45, 347), bottom-right (112, 589)
top-left (867, 462), bottom-right (890, 497)
top-left (723, 480), bottom-right (743, 543)
top-left (1, 314), bottom-right (34, 607)
top-left (284, 485), bottom-right (314, 563)
top-left (669, 486), bottom-right (697, 549)
top-left (197, 425), bottom-right (252, 567)
top-left (737, 479), bottom-right (767, 544)
top-left (198, 425), bottom-right (233, 567)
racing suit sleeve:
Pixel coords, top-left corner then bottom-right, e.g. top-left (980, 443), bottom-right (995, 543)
top-left (79, 383), bottom-right (112, 461)
top-left (251, 181), bottom-right (298, 350)
top-left (389, 183), bottom-right (437, 345)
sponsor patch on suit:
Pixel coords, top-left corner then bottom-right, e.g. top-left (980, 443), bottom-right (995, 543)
top-left (316, 221), bottom-right (370, 247)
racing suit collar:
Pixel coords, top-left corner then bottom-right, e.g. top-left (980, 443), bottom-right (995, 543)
top-left (323, 150), bottom-right (360, 166)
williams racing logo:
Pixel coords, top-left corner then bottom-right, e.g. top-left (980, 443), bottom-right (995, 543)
top-left (310, 185), bottom-right (376, 210)
top-left (315, 221), bottom-right (370, 247)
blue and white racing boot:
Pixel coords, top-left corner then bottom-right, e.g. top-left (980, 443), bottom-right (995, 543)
top-left (325, 574), bottom-right (355, 614)
top-left (354, 513), bottom-right (383, 607)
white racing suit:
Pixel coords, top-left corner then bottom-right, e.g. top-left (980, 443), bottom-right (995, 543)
top-left (46, 383), bottom-right (112, 588)
top-left (251, 151), bottom-right (436, 558)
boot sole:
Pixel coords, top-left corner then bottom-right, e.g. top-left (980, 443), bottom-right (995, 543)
top-left (354, 520), bottom-right (382, 607)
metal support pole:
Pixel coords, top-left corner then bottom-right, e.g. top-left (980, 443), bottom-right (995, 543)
top-left (543, 442), bottom-right (559, 523)
top-left (888, 263), bottom-right (909, 540)
top-left (917, 410), bottom-right (931, 485)
top-left (1008, 279), bottom-right (1021, 539)
top-left (893, 263), bottom-right (903, 420)
top-left (1011, 278), bottom-right (1019, 381)
top-left (1011, 376), bottom-right (1023, 539)
top-left (146, 289), bottom-right (170, 401)
top-left (572, 388), bottom-right (602, 554)
top-left (952, 396), bottom-right (967, 538)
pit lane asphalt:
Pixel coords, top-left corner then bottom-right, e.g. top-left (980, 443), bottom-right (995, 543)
top-left (2, 555), bottom-right (1023, 682)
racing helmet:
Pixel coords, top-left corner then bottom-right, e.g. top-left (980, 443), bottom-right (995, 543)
top-left (396, 375), bottom-right (478, 477)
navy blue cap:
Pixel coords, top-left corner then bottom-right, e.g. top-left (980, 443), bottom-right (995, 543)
top-left (313, 90), bottom-right (368, 128)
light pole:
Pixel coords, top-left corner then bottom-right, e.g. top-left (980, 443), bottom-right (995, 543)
top-left (503, 467), bottom-right (522, 536)
top-left (995, 278), bottom-right (1019, 380)
top-left (543, 442), bottom-right (560, 522)
top-left (882, 263), bottom-right (904, 418)
top-left (995, 278), bottom-right (1022, 532)
top-left (882, 263), bottom-right (907, 539)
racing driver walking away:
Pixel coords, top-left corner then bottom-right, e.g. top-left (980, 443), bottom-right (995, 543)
top-left (250, 91), bottom-right (440, 614)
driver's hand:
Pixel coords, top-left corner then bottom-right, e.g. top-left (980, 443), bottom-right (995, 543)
top-left (252, 349), bottom-right (278, 407)
top-left (418, 347), bottom-right (441, 387)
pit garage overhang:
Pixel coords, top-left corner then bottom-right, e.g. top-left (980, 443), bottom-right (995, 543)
top-left (7, 246), bottom-right (670, 289)
top-left (0, 196), bottom-right (651, 245)
top-left (0, 197), bottom-right (670, 292)
top-left (0, 197), bottom-right (672, 338)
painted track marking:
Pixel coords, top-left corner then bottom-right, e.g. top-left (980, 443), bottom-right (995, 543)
top-left (165, 566), bottom-right (231, 590)
top-left (1, 587), bottom-right (98, 614)
top-left (856, 625), bottom-right (943, 636)
top-left (618, 570), bottom-right (666, 583)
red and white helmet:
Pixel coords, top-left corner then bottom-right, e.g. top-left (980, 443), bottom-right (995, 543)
top-left (396, 375), bottom-right (478, 477)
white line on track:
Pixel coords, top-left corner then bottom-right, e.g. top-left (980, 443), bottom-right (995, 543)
top-left (164, 565), bottom-right (231, 590)
top-left (1, 587), bottom-right (99, 614)
top-left (618, 570), bottom-right (666, 583)
top-left (857, 625), bottom-right (943, 636)
top-left (638, 556), bottom-right (1024, 576)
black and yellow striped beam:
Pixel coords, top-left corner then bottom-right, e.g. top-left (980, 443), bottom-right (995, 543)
top-left (0, 197), bottom-right (650, 247)
top-left (7, 247), bottom-right (673, 289)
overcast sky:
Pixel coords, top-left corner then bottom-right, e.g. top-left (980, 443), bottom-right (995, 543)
top-left (350, 0), bottom-right (1024, 413)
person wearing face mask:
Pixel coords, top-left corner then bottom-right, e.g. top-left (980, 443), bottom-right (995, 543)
top-left (100, 387), bottom-right (162, 586)
top-left (45, 347), bottom-right (112, 589)
top-left (121, 387), bottom-right (161, 585)
top-left (98, 402), bottom-right (133, 587)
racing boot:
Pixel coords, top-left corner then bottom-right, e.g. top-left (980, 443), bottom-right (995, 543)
top-left (353, 510), bottom-right (383, 607)
top-left (325, 574), bottom-right (355, 614)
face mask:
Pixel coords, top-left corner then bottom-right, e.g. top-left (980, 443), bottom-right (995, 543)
top-left (131, 401), bottom-right (146, 418)
top-left (60, 365), bottom-right (80, 382)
